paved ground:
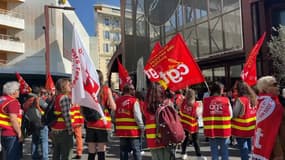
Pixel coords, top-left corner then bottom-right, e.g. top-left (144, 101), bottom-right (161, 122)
top-left (20, 129), bottom-right (241, 160)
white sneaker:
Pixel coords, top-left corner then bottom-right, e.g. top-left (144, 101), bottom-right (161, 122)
top-left (141, 151), bottom-right (145, 155)
top-left (197, 156), bottom-right (207, 160)
top-left (182, 154), bottom-right (188, 160)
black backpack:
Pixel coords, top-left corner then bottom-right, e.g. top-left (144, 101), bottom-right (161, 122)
top-left (42, 96), bottom-right (59, 127)
top-left (21, 96), bottom-right (43, 137)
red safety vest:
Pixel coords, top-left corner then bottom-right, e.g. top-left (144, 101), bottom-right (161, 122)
top-left (70, 104), bottom-right (84, 127)
top-left (115, 95), bottom-right (140, 137)
top-left (0, 96), bottom-right (22, 130)
top-left (203, 96), bottom-right (231, 138)
top-left (86, 85), bottom-right (112, 130)
top-left (144, 108), bottom-right (165, 149)
top-left (51, 94), bottom-right (74, 130)
top-left (232, 96), bottom-right (256, 138)
top-left (179, 101), bottom-right (199, 133)
top-left (252, 94), bottom-right (284, 160)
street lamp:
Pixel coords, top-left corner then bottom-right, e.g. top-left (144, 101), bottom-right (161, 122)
top-left (44, 5), bottom-right (74, 79)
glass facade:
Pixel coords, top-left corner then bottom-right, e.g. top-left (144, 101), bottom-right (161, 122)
top-left (148, 0), bottom-right (243, 59)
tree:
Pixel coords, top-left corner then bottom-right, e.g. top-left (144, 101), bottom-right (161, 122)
top-left (267, 25), bottom-right (285, 85)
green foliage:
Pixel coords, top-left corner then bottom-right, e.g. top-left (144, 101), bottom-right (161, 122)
top-left (267, 25), bottom-right (285, 84)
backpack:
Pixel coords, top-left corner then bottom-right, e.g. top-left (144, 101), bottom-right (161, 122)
top-left (81, 106), bottom-right (102, 122)
top-left (155, 105), bottom-right (185, 146)
top-left (42, 96), bottom-right (58, 127)
top-left (21, 96), bottom-right (43, 137)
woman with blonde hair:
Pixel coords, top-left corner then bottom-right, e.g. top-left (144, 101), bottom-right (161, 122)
top-left (252, 76), bottom-right (285, 159)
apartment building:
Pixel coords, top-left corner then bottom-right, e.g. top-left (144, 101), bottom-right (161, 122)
top-left (94, 4), bottom-right (121, 88)
top-left (0, 0), bottom-right (89, 86)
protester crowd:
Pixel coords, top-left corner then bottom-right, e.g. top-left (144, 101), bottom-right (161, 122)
top-left (0, 71), bottom-right (285, 160)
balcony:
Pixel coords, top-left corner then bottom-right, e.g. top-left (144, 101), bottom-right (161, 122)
top-left (0, 34), bottom-right (25, 54)
top-left (0, 9), bottom-right (24, 30)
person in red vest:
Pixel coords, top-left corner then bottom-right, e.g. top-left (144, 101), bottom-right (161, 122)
top-left (71, 104), bottom-right (84, 159)
top-left (51, 78), bottom-right (74, 160)
top-left (231, 80), bottom-right (257, 160)
top-left (180, 88), bottom-right (206, 160)
top-left (252, 76), bottom-right (285, 159)
top-left (0, 81), bottom-right (22, 160)
top-left (85, 69), bottom-right (116, 160)
top-left (115, 84), bottom-right (144, 160)
top-left (202, 81), bottom-right (232, 160)
top-left (144, 82), bottom-right (173, 160)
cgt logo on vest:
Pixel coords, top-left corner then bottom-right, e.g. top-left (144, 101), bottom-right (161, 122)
top-left (144, 64), bottom-right (189, 85)
top-left (209, 102), bottom-right (224, 115)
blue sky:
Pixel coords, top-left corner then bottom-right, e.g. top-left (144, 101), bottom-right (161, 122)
top-left (69, 0), bottom-right (120, 36)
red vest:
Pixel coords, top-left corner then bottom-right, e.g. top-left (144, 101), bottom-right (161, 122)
top-left (87, 86), bottom-right (112, 130)
top-left (232, 96), bottom-right (256, 137)
top-left (51, 94), bottom-right (74, 130)
top-left (179, 101), bottom-right (199, 133)
top-left (203, 96), bottom-right (231, 138)
top-left (115, 95), bottom-right (140, 137)
top-left (144, 108), bottom-right (165, 149)
top-left (70, 104), bottom-right (84, 127)
top-left (252, 94), bottom-right (284, 160)
top-left (0, 96), bottom-right (22, 130)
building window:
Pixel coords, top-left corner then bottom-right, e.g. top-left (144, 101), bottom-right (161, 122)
top-left (103, 43), bottom-right (109, 53)
top-left (104, 31), bottom-right (110, 40)
top-left (104, 18), bottom-right (110, 26)
top-left (113, 32), bottom-right (120, 41)
top-left (113, 19), bottom-right (120, 27)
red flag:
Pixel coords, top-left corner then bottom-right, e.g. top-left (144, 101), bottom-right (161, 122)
top-left (15, 72), bottom-right (32, 94)
top-left (144, 42), bottom-right (162, 82)
top-left (117, 59), bottom-right (133, 90)
top-left (144, 34), bottom-right (205, 91)
top-left (45, 73), bottom-right (55, 93)
top-left (241, 32), bottom-right (266, 86)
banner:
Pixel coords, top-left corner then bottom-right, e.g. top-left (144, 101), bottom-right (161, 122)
top-left (241, 32), bottom-right (266, 86)
top-left (45, 72), bottom-right (55, 93)
top-left (15, 72), bottom-right (32, 94)
top-left (144, 34), bottom-right (205, 91)
top-left (71, 25), bottom-right (104, 118)
top-left (117, 59), bottom-right (133, 90)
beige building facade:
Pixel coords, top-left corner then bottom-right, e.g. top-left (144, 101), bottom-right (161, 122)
top-left (94, 4), bottom-right (121, 88)
top-left (0, 0), bottom-right (89, 79)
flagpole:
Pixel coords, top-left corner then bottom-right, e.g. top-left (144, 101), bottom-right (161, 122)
top-left (204, 81), bottom-right (210, 93)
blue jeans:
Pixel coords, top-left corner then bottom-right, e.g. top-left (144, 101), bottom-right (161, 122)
top-left (32, 126), bottom-right (49, 160)
top-left (209, 138), bottom-right (229, 160)
top-left (1, 136), bottom-right (21, 160)
top-left (120, 137), bottom-right (141, 160)
top-left (236, 138), bottom-right (251, 160)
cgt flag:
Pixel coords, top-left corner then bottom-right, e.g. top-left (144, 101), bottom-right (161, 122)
top-left (71, 25), bottom-right (105, 119)
top-left (241, 32), bottom-right (266, 86)
top-left (144, 34), bottom-right (205, 91)
top-left (45, 72), bottom-right (55, 93)
top-left (117, 59), bottom-right (133, 90)
top-left (15, 72), bottom-right (32, 94)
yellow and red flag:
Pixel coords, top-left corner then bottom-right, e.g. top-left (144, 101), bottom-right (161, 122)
top-left (15, 72), bottom-right (32, 94)
top-left (241, 32), bottom-right (266, 86)
top-left (117, 59), bottom-right (133, 90)
top-left (144, 34), bottom-right (205, 91)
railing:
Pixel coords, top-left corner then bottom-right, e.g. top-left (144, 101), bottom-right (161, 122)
top-left (0, 8), bottom-right (23, 19)
top-left (0, 34), bottom-right (20, 42)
